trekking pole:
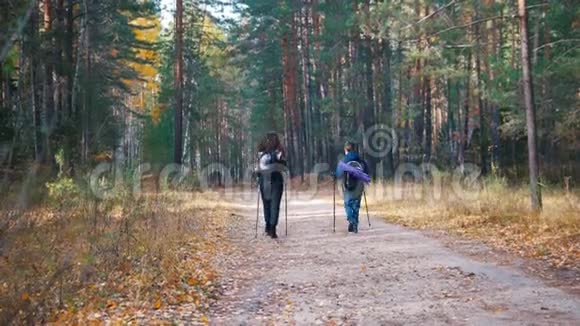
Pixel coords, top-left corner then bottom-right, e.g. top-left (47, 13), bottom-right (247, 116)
top-left (363, 190), bottom-right (371, 228)
top-left (285, 174), bottom-right (288, 237)
top-left (255, 182), bottom-right (260, 238)
top-left (332, 173), bottom-right (336, 233)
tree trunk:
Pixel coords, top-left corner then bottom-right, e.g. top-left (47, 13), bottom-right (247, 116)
top-left (423, 6), bottom-right (432, 163)
top-left (447, 78), bottom-right (455, 165)
top-left (300, 3), bottom-right (314, 168)
top-left (81, 0), bottom-right (91, 164)
top-left (541, 1), bottom-right (555, 169)
top-left (456, 77), bottom-right (462, 163)
top-left (66, 0), bottom-right (81, 173)
top-left (424, 75), bottom-right (432, 162)
top-left (282, 36), bottom-right (291, 170)
top-left (55, 0), bottom-right (64, 127)
top-left (65, 0), bottom-right (73, 118)
top-left (392, 43), bottom-right (402, 169)
top-left (42, 0), bottom-right (54, 165)
top-left (335, 60), bottom-right (343, 144)
top-left (281, 13), bottom-right (301, 177)
top-left (174, 0), bottom-right (184, 164)
top-left (311, 0), bottom-right (326, 161)
top-left (475, 22), bottom-right (488, 175)
top-left (382, 39), bottom-right (394, 176)
top-left (29, 2), bottom-right (43, 162)
top-left (490, 10), bottom-right (502, 173)
top-left (413, 0), bottom-right (423, 154)
top-left (471, 2), bottom-right (489, 175)
top-left (364, 35), bottom-right (375, 175)
top-left (459, 50), bottom-right (471, 168)
top-left (518, 0), bottom-right (542, 210)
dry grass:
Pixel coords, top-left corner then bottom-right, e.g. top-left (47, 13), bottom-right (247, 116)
top-left (0, 186), bottom-right (235, 324)
top-left (367, 180), bottom-right (580, 269)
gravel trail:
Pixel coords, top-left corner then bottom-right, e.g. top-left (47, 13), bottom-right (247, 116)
top-left (208, 194), bottom-right (580, 325)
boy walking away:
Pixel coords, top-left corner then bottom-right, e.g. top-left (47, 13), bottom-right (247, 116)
top-left (335, 141), bottom-right (369, 233)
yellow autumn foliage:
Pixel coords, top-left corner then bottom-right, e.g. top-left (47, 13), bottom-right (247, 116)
top-left (123, 16), bottom-right (161, 111)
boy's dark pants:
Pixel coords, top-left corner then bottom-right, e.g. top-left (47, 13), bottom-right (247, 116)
top-left (259, 174), bottom-right (284, 231)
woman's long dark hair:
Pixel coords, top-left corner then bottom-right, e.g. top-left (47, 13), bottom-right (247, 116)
top-left (258, 132), bottom-right (281, 153)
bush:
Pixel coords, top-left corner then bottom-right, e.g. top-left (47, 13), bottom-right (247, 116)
top-left (46, 177), bottom-right (80, 207)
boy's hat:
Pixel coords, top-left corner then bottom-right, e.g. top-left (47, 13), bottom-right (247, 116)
top-left (344, 140), bottom-right (357, 152)
top-left (344, 140), bottom-right (355, 147)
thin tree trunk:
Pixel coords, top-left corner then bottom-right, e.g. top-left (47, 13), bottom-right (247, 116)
top-left (490, 9), bottom-right (502, 173)
top-left (518, 0), bottom-right (542, 210)
top-left (81, 0), bottom-right (91, 163)
top-left (282, 35), bottom-right (291, 170)
top-left (413, 0), bottom-right (423, 153)
top-left (364, 34), bottom-right (375, 175)
top-left (174, 0), bottom-right (184, 164)
top-left (472, 2), bottom-right (489, 175)
top-left (447, 78), bottom-right (455, 165)
top-left (382, 38), bottom-right (394, 176)
top-left (311, 0), bottom-right (326, 161)
top-left (424, 75), bottom-right (432, 162)
top-left (0, 63), bottom-right (4, 110)
top-left (65, 0), bottom-right (73, 117)
top-left (456, 77), bottom-right (462, 164)
top-left (475, 23), bottom-right (488, 175)
top-left (423, 5), bottom-right (432, 163)
top-left (393, 42), bottom-right (402, 169)
top-left (55, 0), bottom-right (64, 127)
top-left (67, 0), bottom-right (83, 172)
top-left (293, 14), bottom-right (304, 178)
top-left (300, 3), bottom-right (314, 167)
top-left (29, 2), bottom-right (43, 162)
top-left (336, 60), bottom-right (343, 142)
top-left (43, 0), bottom-right (54, 165)
top-left (460, 50), bottom-right (471, 168)
top-left (541, 1), bottom-right (555, 170)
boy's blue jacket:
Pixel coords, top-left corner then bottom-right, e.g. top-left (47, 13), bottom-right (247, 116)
top-left (335, 151), bottom-right (368, 178)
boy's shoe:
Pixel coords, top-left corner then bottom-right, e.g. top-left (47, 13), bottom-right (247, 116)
top-left (348, 223), bottom-right (354, 232)
top-left (270, 227), bottom-right (278, 239)
top-left (353, 223), bottom-right (358, 234)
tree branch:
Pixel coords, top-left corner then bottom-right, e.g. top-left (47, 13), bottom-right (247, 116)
top-left (402, 0), bottom-right (463, 31)
top-left (534, 39), bottom-right (580, 52)
top-left (429, 14), bottom-right (511, 38)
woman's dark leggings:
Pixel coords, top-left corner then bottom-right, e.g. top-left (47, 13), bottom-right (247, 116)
top-left (259, 177), bottom-right (284, 229)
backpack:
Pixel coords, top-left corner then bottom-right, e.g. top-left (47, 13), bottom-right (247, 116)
top-left (258, 150), bottom-right (286, 182)
top-left (343, 160), bottom-right (363, 191)
top-left (259, 150), bottom-right (284, 166)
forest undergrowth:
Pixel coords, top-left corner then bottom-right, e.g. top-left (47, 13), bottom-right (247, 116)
top-left (0, 179), bottom-right (236, 324)
top-left (368, 178), bottom-right (580, 270)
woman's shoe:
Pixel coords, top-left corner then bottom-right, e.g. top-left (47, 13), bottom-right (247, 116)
top-left (348, 223), bottom-right (354, 232)
top-left (270, 227), bottom-right (278, 239)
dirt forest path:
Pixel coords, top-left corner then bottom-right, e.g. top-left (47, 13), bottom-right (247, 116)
top-left (209, 193), bottom-right (580, 325)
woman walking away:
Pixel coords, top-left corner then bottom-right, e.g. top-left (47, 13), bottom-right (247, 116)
top-left (257, 132), bottom-right (287, 238)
